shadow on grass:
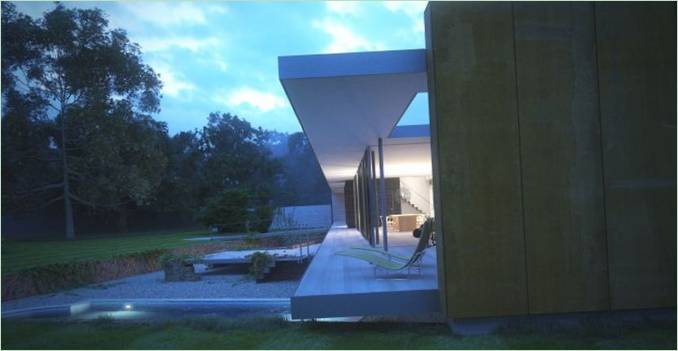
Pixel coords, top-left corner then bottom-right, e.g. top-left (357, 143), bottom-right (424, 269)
top-left (2, 315), bottom-right (675, 350)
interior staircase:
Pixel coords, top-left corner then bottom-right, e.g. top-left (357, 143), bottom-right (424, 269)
top-left (399, 184), bottom-right (431, 216)
top-left (400, 196), bottom-right (426, 214)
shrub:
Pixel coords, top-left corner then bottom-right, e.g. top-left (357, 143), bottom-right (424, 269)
top-left (159, 252), bottom-right (195, 267)
top-left (248, 251), bottom-right (273, 281)
top-left (1, 248), bottom-right (167, 300)
top-left (198, 189), bottom-right (250, 233)
top-left (198, 189), bottom-right (276, 233)
top-left (252, 205), bottom-right (274, 233)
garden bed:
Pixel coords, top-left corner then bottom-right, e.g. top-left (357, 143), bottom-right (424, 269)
top-left (2, 229), bottom-right (328, 301)
top-left (2, 241), bottom-right (246, 301)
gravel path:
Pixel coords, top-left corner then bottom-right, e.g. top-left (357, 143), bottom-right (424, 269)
top-left (2, 262), bottom-right (305, 312)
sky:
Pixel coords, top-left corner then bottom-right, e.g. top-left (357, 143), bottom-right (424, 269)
top-left (14, 1), bottom-right (429, 135)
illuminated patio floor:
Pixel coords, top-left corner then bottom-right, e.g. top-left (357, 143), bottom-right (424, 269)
top-left (291, 224), bottom-right (439, 319)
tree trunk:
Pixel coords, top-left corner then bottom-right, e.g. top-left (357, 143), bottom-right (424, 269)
top-left (59, 96), bottom-right (75, 240)
top-left (64, 189), bottom-right (75, 240)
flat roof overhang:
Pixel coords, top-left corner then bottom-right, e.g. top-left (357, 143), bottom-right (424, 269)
top-left (279, 49), bottom-right (430, 190)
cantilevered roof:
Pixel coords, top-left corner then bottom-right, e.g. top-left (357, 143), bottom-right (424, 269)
top-left (279, 49), bottom-right (429, 188)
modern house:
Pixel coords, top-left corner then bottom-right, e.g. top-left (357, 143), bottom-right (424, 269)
top-left (278, 2), bottom-right (676, 328)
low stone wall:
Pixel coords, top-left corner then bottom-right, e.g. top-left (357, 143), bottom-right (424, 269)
top-left (163, 261), bottom-right (201, 282)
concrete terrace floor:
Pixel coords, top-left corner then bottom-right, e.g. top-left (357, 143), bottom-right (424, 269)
top-left (291, 224), bottom-right (440, 319)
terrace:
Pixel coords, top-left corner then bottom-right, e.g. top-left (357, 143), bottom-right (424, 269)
top-left (279, 49), bottom-right (439, 319)
top-left (292, 224), bottom-right (439, 319)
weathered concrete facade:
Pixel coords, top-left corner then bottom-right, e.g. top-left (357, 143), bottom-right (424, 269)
top-left (514, 2), bottom-right (610, 315)
top-left (595, 2), bottom-right (677, 310)
top-left (426, 1), bottom-right (676, 320)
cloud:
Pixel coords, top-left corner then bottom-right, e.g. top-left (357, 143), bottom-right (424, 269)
top-left (206, 4), bottom-right (229, 14)
top-left (152, 62), bottom-right (196, 97)
top-left (383, 1), bottom-right (428, 17)
top-left (214, 59), bottom-right (229, 73)
top-left (136, 36), bottom-right (220, 53)
top-left (312, 18), bottom-right (384, 53)
top-left (326, 2), bottom-right (360, 16)
top-left (383, 1), bottom-right (427, 33)
top-left (216, 87), bottom-right (288, 112)
top-left (208, 53), bottom-right (229, 73)
top-left (120, 2), bottom-right (208, 27)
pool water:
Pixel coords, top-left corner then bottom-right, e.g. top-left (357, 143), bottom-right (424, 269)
top-left (2, 299), bottom-right (292, 321)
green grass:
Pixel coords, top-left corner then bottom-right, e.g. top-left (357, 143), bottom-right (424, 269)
top-left (1, 229), bottom-right (211, 274)
top-left (2, 317), bottom-right (675, 349)
top-left (1, 228), bottom-right (328, 274)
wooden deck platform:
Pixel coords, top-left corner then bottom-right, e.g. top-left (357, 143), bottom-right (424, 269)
top-left (291, 224), bottom-right (440, 319)
top-left (199, 244), bottom-right (320, 265)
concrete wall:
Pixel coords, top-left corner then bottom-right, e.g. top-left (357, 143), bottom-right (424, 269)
top-left (595, 2), bottom-right (677, 310)
top-left (344, 181), bottom-right (356, 228)
top-left (331, 192), bottom-right (346, 225)
top-left (426, 1), bottom-right (676, 320)
top-left (514, 2), bottom-right (610, 315)
top-left (426, 2), bottom-right (529, 319)
top-left (269, 205), bottom-right (332, 231)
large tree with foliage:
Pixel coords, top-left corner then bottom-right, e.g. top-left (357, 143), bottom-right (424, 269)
top-left (200, 113), bottom-right (280, 196)
top-left (275, 132), bottom-right (330, 206)
top-left (193, 113), bottom-right (281, 231)
top-left (1, 3), bottom-right (165, 238)
top-left (152, 130), bottom-right (204, 214)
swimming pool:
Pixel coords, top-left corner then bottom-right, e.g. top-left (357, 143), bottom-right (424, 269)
top-left (2, 298), bottom-right (292, 321)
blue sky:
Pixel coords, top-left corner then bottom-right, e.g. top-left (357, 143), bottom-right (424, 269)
top-left (15, 1), bottom-right (428, 135)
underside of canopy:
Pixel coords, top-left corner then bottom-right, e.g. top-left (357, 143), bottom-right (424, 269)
top-left (279, 49), bottom-right (431, 190)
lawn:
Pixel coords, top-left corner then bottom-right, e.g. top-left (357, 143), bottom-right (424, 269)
top-left (2, 317), bottom-right (675, 349)
top-left (1, 229), bottom-right (212, 274)
top-left (1, 228), bottom-right (328, 274)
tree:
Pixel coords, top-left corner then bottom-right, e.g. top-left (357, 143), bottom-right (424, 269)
top-left (1, 3), bottom-right (163, 239)
top-left (198, 188), bottom-right (250, 233)
top-left (192, 113), bottom-right (281, 232)
top-left (1, 89), bottom-right (59, 214)
top-left (200, 113), bottom-right (281, 197)
top-left (198, 188), bottom-right (274, 234)
top-left (68, 103), bottom-right (168, 232)
top-left (152, 130), bottom-right (205, 214)
top-left (275, 132), bottom-right (330, 206)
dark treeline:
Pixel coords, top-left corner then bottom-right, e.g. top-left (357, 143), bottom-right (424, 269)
top-left (1, 3), bottom-right (329, 239)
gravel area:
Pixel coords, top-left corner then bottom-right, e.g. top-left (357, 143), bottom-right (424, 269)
top-left (2, 262), bottom-right (306, 312)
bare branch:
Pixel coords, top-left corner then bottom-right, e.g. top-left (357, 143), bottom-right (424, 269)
top-left (15, 68), bottom-right (61, 111)
top-left (14, 182), bottom-right (64, 195)
top-left (68, 192), bottom-right (97, 207)
top-left (69, 193), bottom-right (127, 209)
top-left (30, 195), bottom-right (64, 210)
top-left (10, 153), bottom-right (61, 163)
top-left (66, 168), bottom-right (84, 177)
top-left (11, 195), bottom-right (64, 211)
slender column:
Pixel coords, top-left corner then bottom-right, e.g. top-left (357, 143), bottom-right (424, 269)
top-left (371, 150), bottom-right (379, 245)
top-left (378, 137), bottom-right (388, 251)
top-left (366, 149), bottom-right (377, 246)
top-left (353, 174), bottom-right (360, 230)
top-left (330, 192), bottom-right (334, 226)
